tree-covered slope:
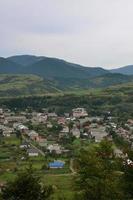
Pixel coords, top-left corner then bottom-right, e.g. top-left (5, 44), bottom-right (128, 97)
top-left (53, 73), bottom-right (133, 90)
top-left (0, 55), bottom-right (133, 96)
top-left (0, 73), bottom-right (132, 97)
top-left (4, 55), bottom-right (108, 78)
top-left (7, 55), bottom-right (44, 66)
top-left (0, 74), bottom-right (61, 97)
top-left (110, 65), bottom-right (133, 75)
top-left (0, 57), bottom-right (22, 74)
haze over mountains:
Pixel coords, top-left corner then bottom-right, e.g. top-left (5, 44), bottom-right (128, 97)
top-left (0, 55), bottom-right (133, 97)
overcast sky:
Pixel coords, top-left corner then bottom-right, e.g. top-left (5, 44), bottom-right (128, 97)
top-left (0, 0), bottom-right (133, 69)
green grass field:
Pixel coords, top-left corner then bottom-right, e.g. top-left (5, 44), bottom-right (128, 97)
top-left (0, 135), bottom-right (75, 199)
top-left (42, 174), bottom-right (75, 200)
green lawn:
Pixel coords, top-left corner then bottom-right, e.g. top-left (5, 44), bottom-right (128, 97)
top-left (4, 135), bottom-right (21, 146)
top-left (0, 135), bottom-right (74, 199)
top-left (42, 174), bottom-right (75, 200)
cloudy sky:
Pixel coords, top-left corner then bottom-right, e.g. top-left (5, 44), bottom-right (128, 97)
top-left (0, 0), bottom-right (133, 69)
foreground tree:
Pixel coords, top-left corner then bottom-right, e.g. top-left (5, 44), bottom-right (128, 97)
top-left (122, 149), bottom-right (133, 199)
top-left (1, 166), bottom-right (53, 200)
top-left (74, 140), bottom-right (124, 200)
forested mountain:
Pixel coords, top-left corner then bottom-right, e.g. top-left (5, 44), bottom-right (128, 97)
top-left (0, 57), bottom-right (22, 74)
top-left (0, 73), bottom-right (132, 97)
top-left (6, 55), bottom-right (108, 78)
top-left (7, 55), bottom-right (44, 66)
top-left (110, 65), bottom-right (133, 75)
top-left (0, 55), bottom-right (133, 97)
top-left (0, 74), bottom-right (61, 97)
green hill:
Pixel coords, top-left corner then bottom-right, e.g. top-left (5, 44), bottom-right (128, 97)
top-left (0, 57), bottom-right (22, 74)
top-left (53, 73), bottom-right (133, 90)
top-left (0, 74), bottom-right (61, 97)
top-left (7, 55), bottom-right (44, 66)
top-left (0, 55), bottom-right (133, 97)
top-left (110, 65), bottom-right (133, 75)
top-left (0, 73), bottom-right (132, 97)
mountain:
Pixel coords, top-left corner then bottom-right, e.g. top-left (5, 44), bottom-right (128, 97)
top-left (21, 57), bottom-right (108, 78)
top-left (110, 65), bottom-right (133, 75)
top-left (0, 57), bottom-right (22, 74)
top-left (88, 73), bottom-right (133, 88)
top-left (0, 54), bottom-right (133, 97)
top-left (6, 55), bottom-right (108, 78)
top-left (0, 73), bottom-right (132, 97)
top-left (0, 74), bottom-right (60, 97)
top-left (54, 73), bottom-right (133, 90)
top-left (104, 81), bottom-right (133, 95)
top-left (7, 55), bottom-right (44, 66)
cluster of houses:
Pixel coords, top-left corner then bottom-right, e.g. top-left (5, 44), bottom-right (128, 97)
top-left (0, 107), bottom-right (110, 156)
top-left (1, 107), bottom-right (133, 159)
top-left (108, 120), bottom-right (133, 141)
top-left (114, 119), bottom-right (133, 148)
top-left (1, 106), bottom-right (133, 175)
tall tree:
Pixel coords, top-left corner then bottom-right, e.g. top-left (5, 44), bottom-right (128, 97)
top-left (123, 149), bottom-right (133, 199)
top-left (74, 140), bottom-right (124, 200)
top-left (1, 166), bottom-right (53, 200)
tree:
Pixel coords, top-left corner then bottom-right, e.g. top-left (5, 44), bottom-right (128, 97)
top-left (123, 149), bottom-right (133, 199)
top-left (1, 165), bottom-right (53, 200)
top-left (74, 140), bottom-right (124, 200)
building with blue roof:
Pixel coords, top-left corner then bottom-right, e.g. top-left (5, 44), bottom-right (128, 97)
top-left (48, 160), bottom-right (65, 168)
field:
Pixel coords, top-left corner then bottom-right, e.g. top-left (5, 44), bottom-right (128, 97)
top-left (0, 135), bottom-right (74, 199)
top-left (42, 175), bottom-right (74, 200)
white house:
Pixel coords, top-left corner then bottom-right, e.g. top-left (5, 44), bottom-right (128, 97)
top-left (27, 148), bottom-right (39, 156)
top-left (72, 108), bottom-right (88, 118)
top-left (47, 144), bottom-right (62, 154)
top-left (71, 126), bottom-right (80, 138)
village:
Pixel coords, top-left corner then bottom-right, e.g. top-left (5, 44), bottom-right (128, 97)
top-left (0, 106), bottom-right (133, 180)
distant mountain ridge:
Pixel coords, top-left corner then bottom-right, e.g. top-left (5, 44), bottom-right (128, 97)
top-left (6, 55), bottom-right (108, 78)
top-left (110, 65), bottom-right (133, 75)
top-left (1, 54), bottom-right (133, 76)
top-left (0, 57), bottom-right (22, 74)
top-left (0, 55), bottom-right (133, 97)
top-left (7, 55), bottom-right (44, 66)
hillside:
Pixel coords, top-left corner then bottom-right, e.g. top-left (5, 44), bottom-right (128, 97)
top-left (104, 81), bottom-right (133, 95)
top-left (53, 73), bottom-right (133, 90)
top-left (0, 74), bottom-right (61, 97)
top-left (1, 81), bottom-right (133, 118)
top-left (110, 65), bottom-right (133, 75)
top-left (0, 55), bottom-right (133, 97)
top-left (88, 73), bottom-right (133, 88)
top-left (4, 55), bottom-right (108, 79)
top-left (21, 58), bottom-right (108, 78)
top-left (6, 55), bottom-right (108, 78)
top-left (0, 57), bottom-right (22, 74)
top-left (7, 55), bottom-right (44, 66)
top-left (0, 73), bottom-right (132, 97)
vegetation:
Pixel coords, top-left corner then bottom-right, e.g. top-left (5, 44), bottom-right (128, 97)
top-left (0, 55), bottom-right (133, 97)
top-left (74, 140), bottom-right (133, 200)
top-left (0, 73), bottom-right (132, 97)
top-left (1, 139), bottom-right (133, 200)
top-left (0, 54), bottom-right (133, 200)
top-left (74, 140), bottom-right (124, 200)
top-left (0, 74), bottom-right (61, 97)
top-left (0, 83), bottom-right (133, 119)
top-left (0, 165), bottom-right (53, 200)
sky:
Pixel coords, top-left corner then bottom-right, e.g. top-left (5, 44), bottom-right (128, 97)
top-left (0, 0), bottom-right (133, 69)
